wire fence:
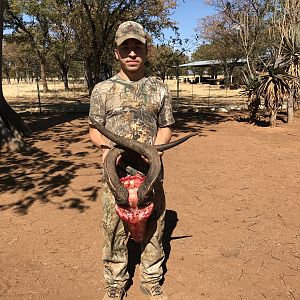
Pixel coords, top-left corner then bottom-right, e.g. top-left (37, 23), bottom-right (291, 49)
top-left (167, 79), bottom-right (248, 112)
top-left (3, 78), bottom-right (90, 114)
top-left (3, 78), bottom-right (249, 114)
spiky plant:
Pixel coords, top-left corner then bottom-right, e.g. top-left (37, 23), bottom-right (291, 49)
top-left (240, 71), bottom-right (261, 123)
top-left (241, 65), bottom-right (294, 126)
top-left (257, 67), bottom-right (294, 126)
top-left (281, 32), bottom-right (300, 113)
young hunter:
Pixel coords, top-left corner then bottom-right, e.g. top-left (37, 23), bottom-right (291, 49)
top-left (89, 21), bottom-right (174, 300)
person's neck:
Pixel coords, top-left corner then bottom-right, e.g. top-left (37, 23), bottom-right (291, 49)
top-left (118, 70), bottom-right (145, 82)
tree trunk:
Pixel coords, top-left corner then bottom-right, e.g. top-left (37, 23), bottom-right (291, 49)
top-left (94, 61), bottom-right (111, 85)
top-left (161, 71), bottom-right (166, 83)
top-left (61, 66), bottom-right (70, 91)
top-left (223, 65), bottom-right (230, 88)
top-left (270, 109), bottom-right (277, 127)
top-left (16, 70), bottom-right (20, 83)
top-left (56, 56), bottom-right (70, 91)
top-left (25, 71), bottom-right (30, 83)
top-left (0, 0), bottom-right (31, 150)
top-left (101, 62), bottom-right (112, 80)
top-left (4, 69), bottom-right (10, 84)
top-left (84, 57), bottom-right (94, 95)
top-left (295, 96), bottom-right (300, 111)
top-left (40, 60), bottom-right (49, 93)
top-left (249, 102), bottom-right (259, 123)
top-left (287, 90), bottom-right (294, 123)
top-left (0, 93), bottom-right (31, 150)
top-left (93, 57), bottom-right (101, 85)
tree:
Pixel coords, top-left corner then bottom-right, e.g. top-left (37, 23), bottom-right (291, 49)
top-left (3, 40), bottom-right (38, 83)
top-left (205, 0), bottom-right (300, 125)
top-left (271, 0), bottom-right (300, 123)
top-left (147, 27), bottom-right (196, 82)
top-left (0, 0), bottom-right (31, 150)
top-left (192, 43), bottom-right (218, 61)
top-left (39, 0), bottom-right (78, 91)
top-left (4, 0), bottom-right (178, 94)
top-left (48, 9), bottom-right (76, 90)
top-left (64, 0), bottom-right (177, 93)
top-left (147, 44), bottom-right (187, 82)
top-left (205, 0), bottom-right (273, 76)
top-left (194, 13), bottom-right (244, 86)
top-left (5, 0), bottom-right (53, 92)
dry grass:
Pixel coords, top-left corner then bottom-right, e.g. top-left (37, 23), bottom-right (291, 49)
top-left (166, 79), bottom-right (247, 110)
top-left (3, 79), bottom-right (88, 100)
top-left (3, 78), bottom-right (248, 113)
top-left (3, 79), bottom-right (90, 113)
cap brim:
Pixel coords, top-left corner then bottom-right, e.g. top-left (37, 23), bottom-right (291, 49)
top-left (116, 35), bottom-right (146, 46)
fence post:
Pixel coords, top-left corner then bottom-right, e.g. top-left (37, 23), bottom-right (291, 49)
top-left (35, 66), bottom-right (42, 113)
top-left (176, 61), bottom-right (180, 111)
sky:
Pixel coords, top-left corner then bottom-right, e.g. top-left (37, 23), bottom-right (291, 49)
top-left (4, 1), bottom-right (217, 54)
top-left (159, 0), bottom-right (217, 53)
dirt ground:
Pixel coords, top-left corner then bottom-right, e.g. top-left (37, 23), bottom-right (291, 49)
top-left (1, 104), bottom-right (300, 299)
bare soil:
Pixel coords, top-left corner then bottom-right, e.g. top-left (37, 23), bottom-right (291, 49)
top-left (1, 95), bottom-right (300, 299)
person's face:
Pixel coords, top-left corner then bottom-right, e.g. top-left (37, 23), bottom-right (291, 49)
top-left (115, 38), bottom-right (147, 74)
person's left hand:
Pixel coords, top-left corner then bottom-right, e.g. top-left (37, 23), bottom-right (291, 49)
top-left (141, 151), bottom-right (163, 163)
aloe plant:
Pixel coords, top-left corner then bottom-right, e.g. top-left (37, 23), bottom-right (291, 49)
top-left (240, 72), bottom-right (261, 123)
top-left (281, 33), bottom-right (300, 121)
top-left (257, 68), bottom-right (294, 126)
top-left (241, 65), bottom-right (294, 126)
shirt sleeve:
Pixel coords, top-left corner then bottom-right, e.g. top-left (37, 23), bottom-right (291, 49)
top-left (157, 84), bottom-right (175, 127)
top-left (88, 85), bottom-right (106, 126)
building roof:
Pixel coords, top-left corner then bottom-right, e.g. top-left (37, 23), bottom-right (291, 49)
top-left (178, 59), bottom-right (247, 68)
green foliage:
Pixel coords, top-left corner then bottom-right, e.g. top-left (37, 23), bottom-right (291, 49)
top-left (147, 43), bottom-right (187, 81)
top-left (199, 0), bottom-right (274, 77)
top-left (192, 43), bottom-right (217, 61)
top-left (2, 40), bottom-right (39, 81)
top-left (201, 0), bottom-right (300, 125)
top-left (194, 13), bottom-right (243, 62)
top-left (4, 0), bottom-right (178, 91)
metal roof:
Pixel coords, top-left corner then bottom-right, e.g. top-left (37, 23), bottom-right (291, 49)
top-left (178, 59), bottom-right (246, 68)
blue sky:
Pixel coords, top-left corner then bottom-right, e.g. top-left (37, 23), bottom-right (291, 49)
top-left (159, 0), bottom-right (217, 53)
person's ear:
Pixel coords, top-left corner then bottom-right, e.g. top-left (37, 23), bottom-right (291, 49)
top-left (114, 48), bottom-right (119, 60)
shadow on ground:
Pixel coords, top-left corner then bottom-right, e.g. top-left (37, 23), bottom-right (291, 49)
top-left (125, 209), bottom-right (192, 288)
top-left (10, 98), bottom-right (90, 114)
top-left (0, 107), bottom-right (237, 215)
top-left (172, 109), bottom-right (237, 136)
top-left (0, 112), bottom-right (102, 215)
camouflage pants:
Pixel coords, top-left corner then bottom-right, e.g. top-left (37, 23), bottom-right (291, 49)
top-left (101, 180), bottom-right (166, 289)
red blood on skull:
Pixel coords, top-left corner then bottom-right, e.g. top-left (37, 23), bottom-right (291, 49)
top-left (115, 174), bottom-right (154, 242)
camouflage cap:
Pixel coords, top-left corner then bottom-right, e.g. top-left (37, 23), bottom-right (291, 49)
top-left (115, 21), bottom-right (146, 46)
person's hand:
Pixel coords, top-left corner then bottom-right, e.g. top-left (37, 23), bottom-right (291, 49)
top-left (101, 148), bottom-right (110, 163)
top-left (141, 151), bottom-right (163, 163)
top-left (101, 149), bottom-right (122, 165)
top-left (116, 155), bottom-right (122, 165)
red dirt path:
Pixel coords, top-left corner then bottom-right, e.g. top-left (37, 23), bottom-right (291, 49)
top-left (1, 110), bottom-right (300, 300)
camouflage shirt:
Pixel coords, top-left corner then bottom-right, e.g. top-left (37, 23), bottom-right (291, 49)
top-left (89, 74), bottom-right (175, 145)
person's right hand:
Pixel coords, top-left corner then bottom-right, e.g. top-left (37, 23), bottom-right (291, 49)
top-left (102, 149), bottom-right (122, 165)
top-left (101, 149), bottom-right (110, 163)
